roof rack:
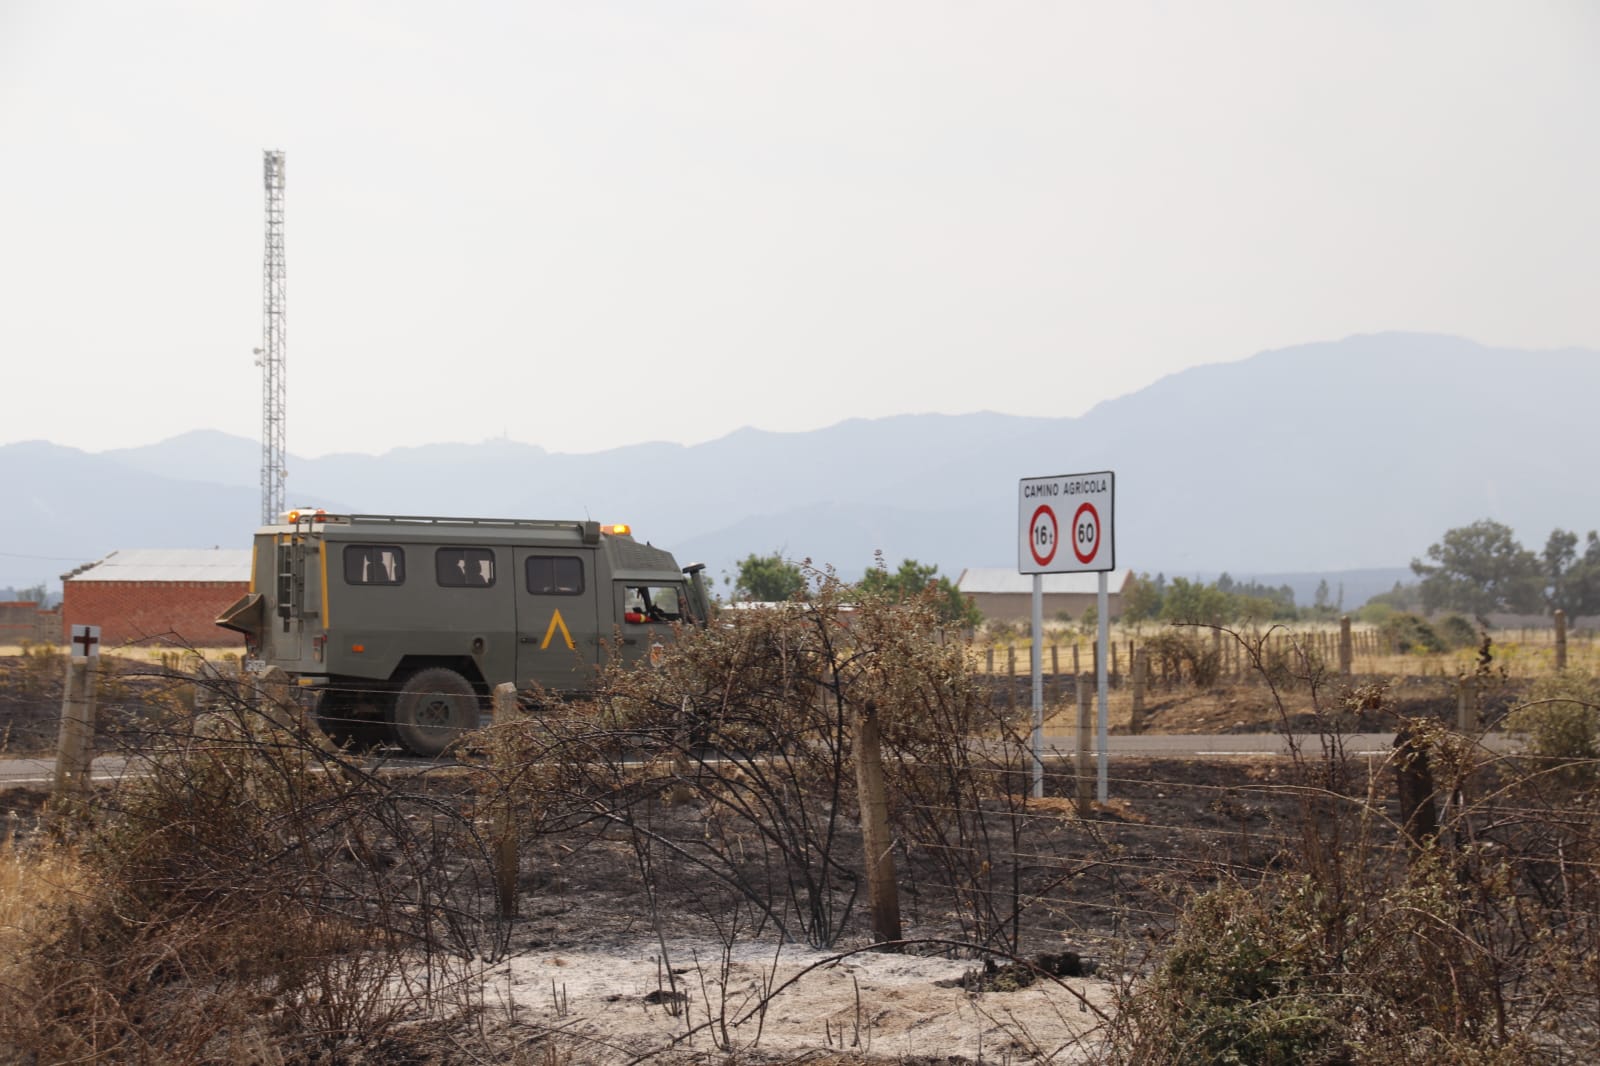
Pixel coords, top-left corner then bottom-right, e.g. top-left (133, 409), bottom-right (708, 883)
top-left (338, 514), bottom-right (585, 530)
top-left (305, 514), bottom-right (604, 544)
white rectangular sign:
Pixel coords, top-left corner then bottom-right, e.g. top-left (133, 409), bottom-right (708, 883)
top-left (69, 624), bottom-right (102, 659)
top-left (1018, 471), bottom-right (1115, 574)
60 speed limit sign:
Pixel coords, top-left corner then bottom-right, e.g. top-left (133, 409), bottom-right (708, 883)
top-left (1018, 471), bottom-right (1115, 574)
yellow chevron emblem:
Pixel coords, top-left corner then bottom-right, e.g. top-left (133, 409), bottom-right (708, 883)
top-left (541, 608), bottom-right (575, 650)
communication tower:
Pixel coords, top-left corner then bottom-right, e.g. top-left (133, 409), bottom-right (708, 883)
top-left (258, 149), bottom-right (288, 523)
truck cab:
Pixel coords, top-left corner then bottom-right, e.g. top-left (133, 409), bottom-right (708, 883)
top-left (217, 511), bottom-right (711, 756)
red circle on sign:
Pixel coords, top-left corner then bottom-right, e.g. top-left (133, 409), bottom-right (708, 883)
top-left (1029, 504), bottom-right (1058, 567)
top-left (1072, 502), bottom-right (1100, 565)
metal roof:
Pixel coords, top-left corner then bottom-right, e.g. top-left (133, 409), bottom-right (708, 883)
top-left (956, 567), bottom-right (1133, 595)
top-left (65, 549), bottom-right (252, 583)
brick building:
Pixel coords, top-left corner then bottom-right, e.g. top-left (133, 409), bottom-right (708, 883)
top-left (61, 549), bottom-right (251, 649)
top-left (956, 567), bottom-right (1133, 625)
top-left (0, 601), bottom-right (61, 645)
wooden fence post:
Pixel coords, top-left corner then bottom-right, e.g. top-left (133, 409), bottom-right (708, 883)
top-left (855, 701), bottom-right (902, 947)
top-left (1456, 677), bottom-right (1474, 732)
top-left (491, 682), bottom-right (520, 918)
top-left (1129, 648), bottom-right (1148, 735)
top-left (1075, 674), bottom-right (1093, 817)
top-left (53, 649), bottom-right (99, 800)
top-left (1007, 645), bottom-right (1017, 708)
top-left (1339, 616), bottom-right (1353, 676)
top-left (1555, 609), bottom-right (1568, 671)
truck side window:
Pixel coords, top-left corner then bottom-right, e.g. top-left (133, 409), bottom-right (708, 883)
top-left (526, 555), bottom-right (584, 595)
top-left (344, 544), bottom-right (405, 585)
top-left (624, 584), bottom-right (684, 623)
top-left (436, 547), bottom-right (496, 587)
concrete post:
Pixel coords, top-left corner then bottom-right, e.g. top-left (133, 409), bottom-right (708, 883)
top-left (53, 656), bottom-right (99, 799)
top-left (1339, 616), bottom-right (1353, 676)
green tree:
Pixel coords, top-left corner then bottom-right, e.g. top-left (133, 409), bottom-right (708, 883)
top-left (1411, 519), bottom-right (1543, 616)
top-left (1120, 572), bottom-right (1165, 629)
top-left (1543, 528), bottom-right (1600, 617)
top-left (732, 552), bottom-right (807, 602)
top-left (1364, 581), bottom-right (1421, 612)
top-left (1228, 578), bottom-right (1297, 621)
top-left (858, 558), bottom-right (981, 628)
top-left (1160, 577), bottom-right (1231, 624)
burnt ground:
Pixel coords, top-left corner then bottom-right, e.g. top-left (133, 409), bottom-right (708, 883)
top-left (0, 653), bottom-right (1523, 1056)
top-left (0, 748), bottom-right (1412, 1063)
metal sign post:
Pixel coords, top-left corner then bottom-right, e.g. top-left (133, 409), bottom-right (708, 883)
top-left (1030, 573), bottom-right (1043, 797)
top-left (1097, 571), bottom-right (1109, 802)
top-left (1018, 472), bottom-right (1115, 803)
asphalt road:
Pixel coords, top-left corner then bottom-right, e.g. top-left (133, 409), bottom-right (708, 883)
top-left (0, 732), bottom-right (1524, 790)
top-left (1036, 731), bottom-right (1521, 757)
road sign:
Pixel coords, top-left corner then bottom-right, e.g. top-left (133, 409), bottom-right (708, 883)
top-left (1027, 504), bottom-right (1058, 568)
top-left (1018, 472), bottom-right (1114, 574)
top-left (70, 624), bottom-right (101, 659)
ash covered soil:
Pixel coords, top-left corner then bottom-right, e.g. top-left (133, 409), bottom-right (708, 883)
top-left (438, 754), bottom-right (1361, 1063)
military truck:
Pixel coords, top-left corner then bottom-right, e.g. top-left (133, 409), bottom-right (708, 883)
top-left (217, 511), bottom-right (711, 756)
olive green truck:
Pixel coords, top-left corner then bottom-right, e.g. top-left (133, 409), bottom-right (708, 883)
top-left (217, 511), bottom-right (711, 756)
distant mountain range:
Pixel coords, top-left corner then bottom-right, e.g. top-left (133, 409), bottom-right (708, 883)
top-left (2, 332), bottom-right (1593, 605)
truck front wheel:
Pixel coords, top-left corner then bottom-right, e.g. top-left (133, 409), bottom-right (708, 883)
top-left (390, 667), bottom-right (479, 757)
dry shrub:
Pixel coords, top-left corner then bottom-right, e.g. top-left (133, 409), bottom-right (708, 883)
top-left (552, 574), bottom-right (870, 949)
top-left (1144, 630), bottom-right (1222, 688)
top-left (1504, 670), bottom-right (1600, 784)
top-left (0, 687), bottom-right (503, 1064)
top-left (1105, 863), bottom-right (1539, 1065)
top-left (1101, 652), bottom-right (1600, 1064)
top-left (491, 569), bottom-right (1033, 955)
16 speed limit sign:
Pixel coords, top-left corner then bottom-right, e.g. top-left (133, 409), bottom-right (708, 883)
top-left (1018, 471), bottom-right (1115, 574)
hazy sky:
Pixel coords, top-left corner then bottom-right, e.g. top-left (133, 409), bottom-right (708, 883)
top-left (2, 1), bottom-right (1595, 458)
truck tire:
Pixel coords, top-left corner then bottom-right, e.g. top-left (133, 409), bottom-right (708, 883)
top-left (390, 667), bottom-right (479, 757)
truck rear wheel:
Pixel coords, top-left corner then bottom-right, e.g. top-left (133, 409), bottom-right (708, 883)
top-left (390, 667), bottom-right (479, 757)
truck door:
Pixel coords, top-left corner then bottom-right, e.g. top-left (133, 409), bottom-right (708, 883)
top-left (513, 549), bottom-right (600, 693)
top-left (271, 532), bottom-right (312, 662)
top-left (615, 580), bottom-right (691, 667)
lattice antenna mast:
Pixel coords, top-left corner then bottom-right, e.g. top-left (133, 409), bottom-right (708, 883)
top-left (258, 149), bottom-right (288, 523)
